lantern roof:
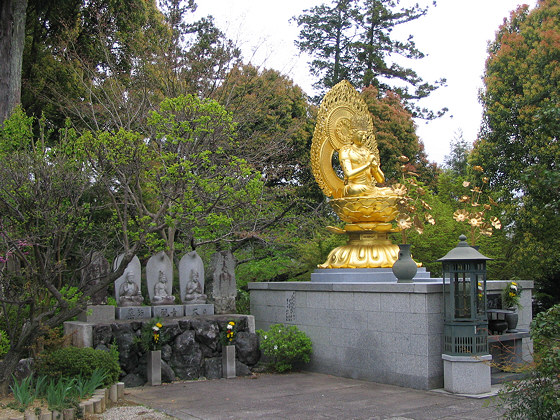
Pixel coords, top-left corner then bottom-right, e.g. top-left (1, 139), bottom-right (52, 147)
top-left (437, 235), bottom-right (492, 262)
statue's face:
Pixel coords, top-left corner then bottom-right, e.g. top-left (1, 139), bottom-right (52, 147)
top-left (351, 128), bottom-right (367, 146)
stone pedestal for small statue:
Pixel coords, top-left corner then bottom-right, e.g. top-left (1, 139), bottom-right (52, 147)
top-left (78, 305), bottom-right (115, 323)
top-left (184, 303), bottom-right (214, 316)
top-left (115, 306), bottom-right (151, 320)
top-left (147, 350), bottom-right (162, 386)
top-left (222, 345), bottom-right (236, 379)
top-left (152, 305), bottom-right (184, 318)
top-left (442, 354), bottom-right (492, 394)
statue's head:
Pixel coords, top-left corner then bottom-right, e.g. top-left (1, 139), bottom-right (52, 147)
top-left (349, 115), bottom-right (370, 146)
top-left (158, 270), bottom-right (167, 282)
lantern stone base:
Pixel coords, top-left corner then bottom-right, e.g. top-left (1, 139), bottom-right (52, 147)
top-left (442, 354), bottom-right (492, 394)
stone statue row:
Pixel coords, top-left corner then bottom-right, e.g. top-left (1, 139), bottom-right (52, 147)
top-left (82, 251), bottom-right (207, 307)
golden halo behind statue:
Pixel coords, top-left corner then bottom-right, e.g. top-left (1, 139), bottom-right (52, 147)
top-left (327, 105), bottom-right (354, 150)
top-left (311, 80), bottom-right (380, 199)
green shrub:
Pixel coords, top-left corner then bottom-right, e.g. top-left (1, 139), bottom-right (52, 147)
top-left (0, 329), bottom-right (10, 358)
top-left (35, 346), bottom-right (120, 386)
top-left (531, 303), bottom-right (560, 376)
top-left (257, 324), bottom-right (312, 372)
top-left (236, 288), bottom-right (251, 315)
top-left (496, 303), bottom-right (560, 419)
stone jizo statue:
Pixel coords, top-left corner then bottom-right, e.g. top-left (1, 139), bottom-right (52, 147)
top-left (119, 272), bottom-right (143, 306)
top-left (184, 270), bottom-right (207, 304)
top-left (152, 270), bottom-right (176, 305)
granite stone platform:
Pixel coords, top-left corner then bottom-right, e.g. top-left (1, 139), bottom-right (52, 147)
top-left (249, 279), bottom-right (533, 390)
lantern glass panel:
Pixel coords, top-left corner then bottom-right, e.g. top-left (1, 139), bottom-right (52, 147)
top-left (475, 273), bottom-right (486, 317)
top-left (443, 269), bottom-right (451, 319)
top-left (453, 271), bottom-right (471, 318)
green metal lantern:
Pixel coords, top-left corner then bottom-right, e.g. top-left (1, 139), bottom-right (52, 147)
top-left (438, 235), bottom-right (491, 356)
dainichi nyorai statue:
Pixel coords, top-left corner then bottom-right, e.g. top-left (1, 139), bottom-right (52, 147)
top-left (310, 80), bottom-right (400, 268)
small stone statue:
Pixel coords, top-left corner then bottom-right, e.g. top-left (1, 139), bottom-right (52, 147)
top-left (184, 270), bottom-right (207, 304)
top-left (80, 251), bottom-right (109, 305)
top-left (152, 270), bottom-right (176, 305)
top-left (118, 272), bottom-right (143, 306)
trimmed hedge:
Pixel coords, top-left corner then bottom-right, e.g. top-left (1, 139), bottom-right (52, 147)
top-left (36, 346), bottom-right (120, 386)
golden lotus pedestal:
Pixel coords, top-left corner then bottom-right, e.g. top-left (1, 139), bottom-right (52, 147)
top-left (319, 195), bottom-right (400, 269)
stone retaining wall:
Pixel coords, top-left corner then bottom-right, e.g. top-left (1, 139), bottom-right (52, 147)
top-left (66, 315), bottom-right (260, 387)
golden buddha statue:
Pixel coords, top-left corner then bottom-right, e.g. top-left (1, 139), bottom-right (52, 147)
top-left (311, 80), bottom-right (400, 268)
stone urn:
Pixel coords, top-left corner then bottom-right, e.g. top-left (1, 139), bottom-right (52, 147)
top-left (392, 244), bottom-right (417, 283)
top-left (505, 309), bottom-right (519, 332)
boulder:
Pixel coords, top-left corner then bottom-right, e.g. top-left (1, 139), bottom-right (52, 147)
top-left (235, 332), bottom-right (260, 366)
top-left (161, 360), bottom-right (176, 383)
top-left (161, 344), bottom-right (172, 362)
top-left (191, 319), bottom-right (220, 350)
top-left (170, 330), bottom-right (202, 379)
top-left (203, 357), bottom-right (222, 379)
top-left (122, 373), bottom-right (145, 388)
top-left (93, 324), bottom-right (112, 347)
top-left (235, 361), bottom-right (252, 376)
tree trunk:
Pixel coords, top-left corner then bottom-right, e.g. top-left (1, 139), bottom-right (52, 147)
top-left (0, 0), bottom-right (28, 124)
top-left (0, 345), bottom-right (25, 395)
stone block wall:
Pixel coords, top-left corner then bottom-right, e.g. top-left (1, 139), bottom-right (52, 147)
top-left (249, 280), bottom-right (533, 390)
top-left (250, 282), bottom-right (445, 389)
top-left (88, 315), bottom-right (259, 387)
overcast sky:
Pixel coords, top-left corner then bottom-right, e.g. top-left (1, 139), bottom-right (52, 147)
top-left (193, 0), bottom-right (537, 164)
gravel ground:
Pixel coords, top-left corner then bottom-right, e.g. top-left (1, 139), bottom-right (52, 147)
top-left (85, 399), bottom-right (177, 420)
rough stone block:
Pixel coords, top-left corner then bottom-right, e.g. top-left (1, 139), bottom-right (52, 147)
top-left (115, 306), bottom-right (151, 320)
top-left (63, 321), bottom-right (93, 348)
top-left (152, 305), bottom-right (184, 318)
top-left (245, 315), bottom-right (256, 333)
top-left (77, 305), bottom-right (115, 323)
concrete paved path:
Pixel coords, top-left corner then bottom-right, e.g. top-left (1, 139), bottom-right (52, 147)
top-left (126, 372), bottom-right (504, 420)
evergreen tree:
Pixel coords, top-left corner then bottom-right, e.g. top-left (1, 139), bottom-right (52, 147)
top-left (293, 0), bottom-right (446, 118)
top-left (443, 130), bottom-right (470, 177)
